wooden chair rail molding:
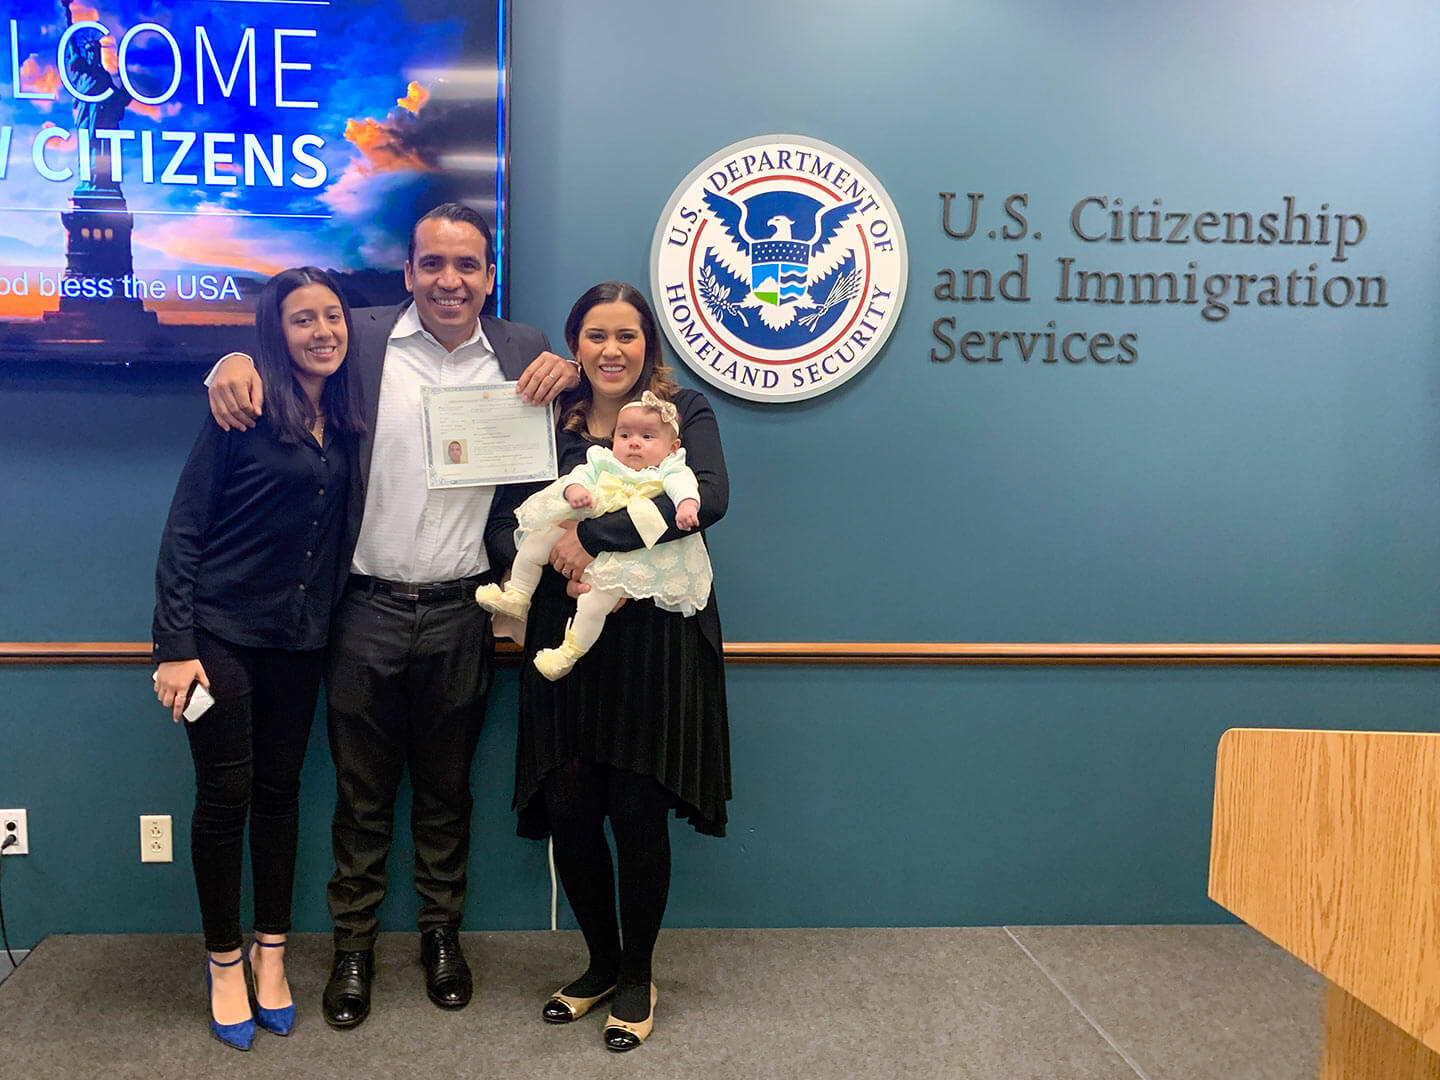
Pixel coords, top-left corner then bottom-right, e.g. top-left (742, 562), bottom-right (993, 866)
top-left (5, 641), bottom-right (1440, 665)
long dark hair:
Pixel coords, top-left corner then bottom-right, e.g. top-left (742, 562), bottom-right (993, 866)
top-left (253, 267), bottom-right (365, 444)
top-left (557, 281), bottom-right (677, 435)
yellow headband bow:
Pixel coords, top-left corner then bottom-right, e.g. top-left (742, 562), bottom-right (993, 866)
top-left (618, 390), bottom-right (679, 434)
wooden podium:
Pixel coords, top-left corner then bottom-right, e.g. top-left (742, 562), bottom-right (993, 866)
top-left (1209, 729), bottom-right (1439, 1079)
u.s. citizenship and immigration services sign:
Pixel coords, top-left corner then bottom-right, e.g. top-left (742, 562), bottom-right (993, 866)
top-left (650, 135), bottom-right (908, 403)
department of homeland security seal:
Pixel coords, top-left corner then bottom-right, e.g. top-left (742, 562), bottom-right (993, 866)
top-left (650, 135), bottom-right (907, 403)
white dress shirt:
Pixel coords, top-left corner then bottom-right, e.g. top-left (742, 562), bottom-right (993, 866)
top-left (350, 306), bottom-right (504, 582)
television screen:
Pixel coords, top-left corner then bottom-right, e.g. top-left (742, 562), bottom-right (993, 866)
top-left (0, 0), bottom-right (507, 362)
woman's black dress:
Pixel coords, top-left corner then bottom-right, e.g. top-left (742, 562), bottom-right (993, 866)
top-left (487, 388), bottom-right (731, 837)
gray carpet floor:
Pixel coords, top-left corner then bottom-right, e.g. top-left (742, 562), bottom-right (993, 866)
top-left (0, 926), bottom-right (1322, 1079)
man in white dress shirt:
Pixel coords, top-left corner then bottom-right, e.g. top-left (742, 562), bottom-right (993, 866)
top-left (207, 204), bottom-right (579, 1029)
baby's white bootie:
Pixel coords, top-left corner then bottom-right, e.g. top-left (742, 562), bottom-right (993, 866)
top-left (475, 582), bottom-right (532, 620)
top-left (532, 623), bottom-right (584, 681)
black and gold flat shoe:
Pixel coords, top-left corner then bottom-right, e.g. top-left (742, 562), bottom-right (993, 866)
top-left (542, 982), bottom-right (616, 1023)
top-left (603, 983), bottom-right (658, 1052)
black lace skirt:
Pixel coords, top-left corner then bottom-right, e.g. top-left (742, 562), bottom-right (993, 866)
top-left (513, 571), bottom-right (731, 838)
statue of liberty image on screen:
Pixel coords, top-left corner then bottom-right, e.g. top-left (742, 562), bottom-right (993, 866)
top-left (43, 0), bottom-right (158, 337)
top-left (63, 0), bottom-right (132, 191)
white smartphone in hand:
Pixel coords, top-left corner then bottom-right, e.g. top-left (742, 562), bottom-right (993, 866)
top-left (154, 671), bottom-right (215, 723)
top-left (183, 683), bottom-right (215, 723)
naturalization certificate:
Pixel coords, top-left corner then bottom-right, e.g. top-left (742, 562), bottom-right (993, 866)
top-left (420, 383), bottom-right (559, 488)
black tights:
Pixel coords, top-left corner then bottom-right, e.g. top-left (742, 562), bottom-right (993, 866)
top-left (542, 759), bottom-right (672, 1022)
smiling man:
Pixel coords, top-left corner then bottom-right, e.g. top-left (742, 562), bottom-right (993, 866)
top-left (205, 203), bottom-right (579, 1030)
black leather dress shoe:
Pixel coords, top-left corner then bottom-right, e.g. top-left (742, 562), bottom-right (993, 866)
top-left (322, 949), bottom-right (374, 1029)
top-left (420, 926), bottom-right (472, 1009)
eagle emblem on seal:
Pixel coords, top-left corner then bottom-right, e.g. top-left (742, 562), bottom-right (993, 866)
top-left (698, 189), bottom-right (864, 336)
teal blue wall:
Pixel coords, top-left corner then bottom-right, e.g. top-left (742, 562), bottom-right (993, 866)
top-left (1, 1), bottom-right (1436, 946)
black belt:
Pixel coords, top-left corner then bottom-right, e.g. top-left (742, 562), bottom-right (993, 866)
top-left (350, 573), bottom-right (488, 603)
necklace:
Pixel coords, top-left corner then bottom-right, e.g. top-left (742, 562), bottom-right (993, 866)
top-left (311, 413), bottom-right (326, 443)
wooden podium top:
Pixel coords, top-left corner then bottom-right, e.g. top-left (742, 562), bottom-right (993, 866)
top-left (1209, 728), bottom-right (1439, 1053)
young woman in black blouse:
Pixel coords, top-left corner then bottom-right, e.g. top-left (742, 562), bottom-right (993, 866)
top-left (487, 282), bottom-right (731, 1052)
top-left (152, 267), bottom-right (363, 1050)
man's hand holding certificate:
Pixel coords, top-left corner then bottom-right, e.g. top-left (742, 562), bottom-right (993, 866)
top-left (421, 383), bottom-right (558, 488)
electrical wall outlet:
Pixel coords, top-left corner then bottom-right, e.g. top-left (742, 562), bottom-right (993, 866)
top-left (140, 814), bottom-right (172, 863)
top-left (0, 810), bottom-right (27, 855)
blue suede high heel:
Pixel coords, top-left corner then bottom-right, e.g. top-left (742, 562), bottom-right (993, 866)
top-left (249, 938), bottom-right (296, 1036)
top-left (205, 953), bottom-right (255, 1051)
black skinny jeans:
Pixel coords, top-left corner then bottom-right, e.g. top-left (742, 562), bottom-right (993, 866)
top-left (184, 630), bottom-right (321, 952)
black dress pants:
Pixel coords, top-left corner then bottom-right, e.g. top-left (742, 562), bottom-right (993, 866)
top-left (323, 578), bottom-right (494, 950)
top-left (186, 629), bottom-right (322, 953)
